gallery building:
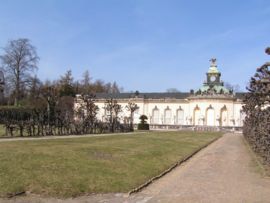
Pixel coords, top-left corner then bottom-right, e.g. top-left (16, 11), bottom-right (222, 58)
top-left (76, 59), bottom-right (246, 128)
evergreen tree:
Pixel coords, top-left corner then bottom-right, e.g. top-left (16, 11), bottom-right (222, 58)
top-left (59, 70), bottom-right (75, 97)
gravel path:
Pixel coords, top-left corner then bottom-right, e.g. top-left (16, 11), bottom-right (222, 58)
top-left (2, 133), bottom-right (270, 203)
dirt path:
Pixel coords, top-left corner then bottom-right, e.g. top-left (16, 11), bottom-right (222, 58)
top-left (2, 133), bottom-right (270, 203)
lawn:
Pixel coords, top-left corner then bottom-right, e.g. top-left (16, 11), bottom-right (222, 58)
top-left (0, 131), bottom-right (222, 198)
top-left (0, 125), bottom-right (5, 136)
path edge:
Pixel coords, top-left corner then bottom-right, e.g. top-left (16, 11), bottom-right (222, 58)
top-left (128, 134), bottom-right (223, 195)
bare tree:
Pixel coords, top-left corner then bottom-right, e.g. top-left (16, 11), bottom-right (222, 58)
top-left (28, 75), bottom-right (42, 99)
top-left (126, 102), bottom-right (139, 131)
top-left (104, 98), bottom-right (122, 132)
top-left (40, 83), bottom-right (59, 135)
top-left (77, 94), bottom-right (99, 134)
top-left (0, 39), bottom-right (39, 105)
top-left (81, 70), bottom-right (91, 86)
top-left (80, 70), bottom-right (92, 94)
top-left (111, 81), bottom-right (120, 93)
top-left (92, 79), bottom-right (106, 93)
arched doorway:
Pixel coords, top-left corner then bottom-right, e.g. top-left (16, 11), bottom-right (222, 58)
top-left (193, 105), bottom-right (200, 125)
top-left (206, 105), bottom-right (215, 126)
top-left (164, 106), bottom-right (172, 124)
top-left (152, 106), bottom-right (159, 124)
top-left (176, 107), bottom-right (184, 125)
top-left (220, 105), bottom-right (228, 126)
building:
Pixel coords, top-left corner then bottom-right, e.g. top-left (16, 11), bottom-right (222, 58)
top-left (76, 59), bottom-right (246, 129)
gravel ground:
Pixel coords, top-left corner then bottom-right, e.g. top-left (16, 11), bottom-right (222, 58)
top-left (2, 133), bottom-right (270, 203)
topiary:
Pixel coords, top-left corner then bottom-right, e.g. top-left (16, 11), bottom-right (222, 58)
top-left (138, 115), bottom-right (149, 130)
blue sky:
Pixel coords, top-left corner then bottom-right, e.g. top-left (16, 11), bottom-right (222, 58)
top-left (0, 0), bottom-right (269, 92)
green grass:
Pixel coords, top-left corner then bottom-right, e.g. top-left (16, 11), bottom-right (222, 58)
top-left (0, 131), bottom-right (222, 198)
top-left (243, 137), bottom-right (270, 177)
top-left (0, 125), bottom-right (5, 136)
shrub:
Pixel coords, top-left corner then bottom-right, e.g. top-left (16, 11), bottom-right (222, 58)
top-left (138, 123), bottom-right (149, 130)
top-left (138, 115), bottom-right (149, 130)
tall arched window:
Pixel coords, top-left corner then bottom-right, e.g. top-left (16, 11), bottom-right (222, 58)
top-left (220, 105), bottom-right (228, 126)
top-left (152, 106), bottom-right (160, 124)
top-left (164, 106), bottom-right (172, 124)
top-left (193, 105), bottom-right (200, 125)
top-left (176, 107), bottom-right (184, 125)
top-left (206, 105), bottom-right (215, 126)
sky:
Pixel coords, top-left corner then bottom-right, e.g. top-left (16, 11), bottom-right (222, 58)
top-left (0, 0), bottom-right (269, 92)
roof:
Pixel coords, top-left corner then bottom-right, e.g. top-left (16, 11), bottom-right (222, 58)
top-left (199, 85), bottom-right (230, 94)
top-left (95, 92), bottom-right (247, 100)
top-left (95, 92), bottom-right (190, 99)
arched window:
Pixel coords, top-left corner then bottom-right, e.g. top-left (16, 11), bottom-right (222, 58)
top-left (220, 105), bottom-right (228, 126)
top-left (176, 107), bottom-right (184, 125)
top-left (152, 106), bottom-right (160, 124)
top-left (206, 105), bottom-right (215, 126)
top-left (164, 106), bottom-right (172, 124)
top-left (193, 105), bottom-right (200, 125)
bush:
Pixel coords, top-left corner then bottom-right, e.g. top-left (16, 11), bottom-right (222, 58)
top-left (138, 115), bottom-right (149, 130)
top-left (138, 123), bottom-right (149, 130)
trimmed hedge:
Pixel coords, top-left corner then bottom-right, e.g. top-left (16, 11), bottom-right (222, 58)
top-left (138, 123), bottom-right (149, 130)
top-left (138, 115), bottom-right (149, 130)
top-left (243, 61), bottom-right (270, 165)
top-left (0, 97), bottom-right (132, 137)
